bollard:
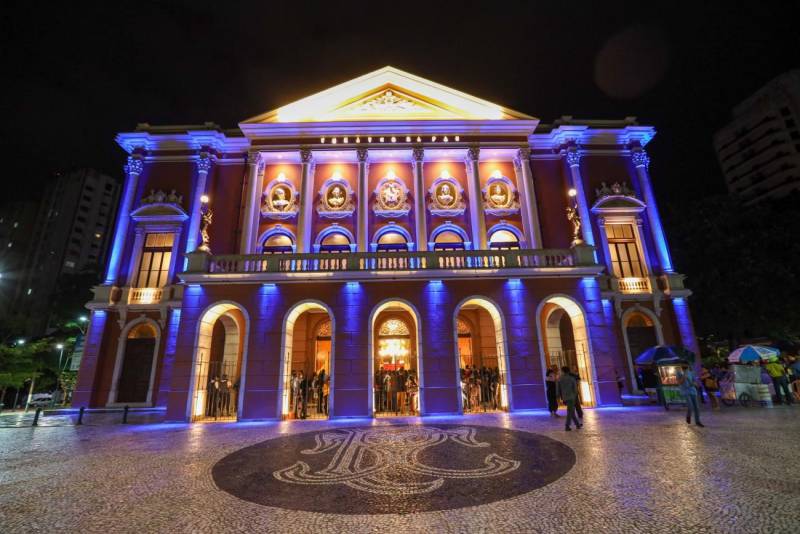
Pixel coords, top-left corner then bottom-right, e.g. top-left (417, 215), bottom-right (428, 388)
top-left (122, 405), bottom-right (129, 424)
top-left (76, 406), bottom-right (85, 425)
top-left (32, 407), bottom-right (42, 426)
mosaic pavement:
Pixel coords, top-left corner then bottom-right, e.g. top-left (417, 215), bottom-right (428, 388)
top-left (1, 406), bottom-right (799, 533)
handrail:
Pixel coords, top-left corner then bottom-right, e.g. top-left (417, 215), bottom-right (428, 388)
top-left (197, 248), bottom-right (587, 275)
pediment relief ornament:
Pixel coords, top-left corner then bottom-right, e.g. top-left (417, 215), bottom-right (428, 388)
top-left (482, 173), bottom-right (519, 217)
top-left (317, 174), bottom-right (355, 219)
top-left (595, 181), bottom-right (636, 201)
top-left (591, 182), bottom-right (646, 214)
top-left (373, 171), bottom-right (411, 218)
top-left (428, 172), bottom-right (465, 217)
top-left (358, 90), bottom-right (425, 114)
top-left (261, 174), bottom-right (299, 220)
top-left (141, 189), bottom-right (184, 207)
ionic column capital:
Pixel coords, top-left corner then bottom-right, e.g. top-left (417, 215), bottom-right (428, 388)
top-left (565, 148), bottom-right (582, 168)
top-left (246, 150), bottom-right (263, 169)
top-left (197, 152), bottom-right (212, 174)
top-left (125, 155), bottom-right (144, 176)
top-left (631, 149), bottom-right (650, 169)
top-left (465, 145), bottom-right (480, 163)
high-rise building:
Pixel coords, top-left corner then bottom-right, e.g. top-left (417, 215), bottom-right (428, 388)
top-left (72, 67), bottom-right (697, 422)
top-left (15, 168), bottom-right (120, 334)
top-left (713, 69), bottom-right (800, 203)
top-left (0, 201), bottom-right (39, 318)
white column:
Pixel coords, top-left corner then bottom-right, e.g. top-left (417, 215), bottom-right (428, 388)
top-left (104, 155), bottom-right (143, 284)
top-left (240, 151), bottom-right (263, 254)
top-left (632, 148), bottom-right (674, 272)
top-left (565, 148), bottom-right (595, 246)
top-left (296, 148), bottom-right (315, 253)
top-left (513, 147), bottom-right (543, 249)
top-left (185, 152), bottom-right (211, 255)
top-left (464, 146), bottom-right (487, 250)
top-left (357, 148), bottom-right (369, 252)
top-left (411, 147), bottom-right (427, 251)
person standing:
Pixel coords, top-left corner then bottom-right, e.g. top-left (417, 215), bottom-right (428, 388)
top-left (765, 358), bottom-right (793, 405)
top-left (545, 368), bottom-right (559, 417)
top-left (396, 366), bottom-right (408, 415)
top-left (615, 369), bottom-right (625, 397)
top-left (570, 367), bottom-right (584, 421)
top-left (677, 364), bottom-right (704, 427)
top-left (558, 366), bottom-right (582, 431)
top-left (700, 365), bottom-right (719, 410)
top-left (317, 368), bottom-right (326, 414)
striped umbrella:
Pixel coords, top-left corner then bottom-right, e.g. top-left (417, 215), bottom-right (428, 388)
top-left (728, 345), bottom-right (780, 363)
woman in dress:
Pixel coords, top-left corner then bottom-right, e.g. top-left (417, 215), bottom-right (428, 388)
top-left (546, 368), bottom-right (559, 416)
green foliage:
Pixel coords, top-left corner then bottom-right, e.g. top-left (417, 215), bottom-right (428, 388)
top-left (666, 193), bottom-right (800, 343)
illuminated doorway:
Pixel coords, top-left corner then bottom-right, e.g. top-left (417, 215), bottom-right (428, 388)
top-left (279, 301), bottom-right (334, 420)
top-left (370, 301), bottom-right (422, 417)
top-left (454, 298), bottom-right (510, 414)
top-left (539, 296), bottom-right (596, 407)
top-left (622, 308), bottom-right (663, 393)
top-left (189, 302), bottom-right (247, 422)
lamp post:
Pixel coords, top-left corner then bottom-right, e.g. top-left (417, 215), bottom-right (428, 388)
top-left (53, 343), bottom-right (65, 407)
top-left (76, 315), bottom-right (88, 335)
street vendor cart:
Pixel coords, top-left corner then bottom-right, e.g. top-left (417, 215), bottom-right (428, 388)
top-left (635, 346), bottom-right (696, 410)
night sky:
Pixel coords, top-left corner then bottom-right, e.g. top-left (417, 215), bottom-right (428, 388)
top-left (3, 1), bottom-right (797, 209)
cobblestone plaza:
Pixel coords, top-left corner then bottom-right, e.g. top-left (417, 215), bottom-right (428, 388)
top-left (1, 407), bottom-right (798, 533)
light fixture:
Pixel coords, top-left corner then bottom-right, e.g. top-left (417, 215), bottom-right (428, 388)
top-left (568, 188), bottom-right (577, 198)
top-left (200, 194), bottom-right (210, 204)
top-left (443, 136), bottom-right (449, 142)
top-left (455, 135), bottom-right (460, 141)
top-left (343, 137), bottom-right (349, 143)
top-left (416, 136), bottom-right (421, 142)
top-left (391, 136), bottom-right (396, 143)
top-left (379, 137), bottom-right (385, 142)
top-left (368, 136), bottom-right (373, 142)
top-left (432, 136), bottom-right (437, 142)
top-left (320, 137), bottom-right (325, 143)
top-left (17, 338), bottom-right (25, 345)
top-left (387, 169), bottom-right (396, 179)
top-left (277, 172), bottom-right (286, 182)
top-left (56, 343), bottom-right (64, 350)
top-left (356, 136), bottom-right (361, 143)
top-left (492, 170), bottom-right (502, 178)
top-left (405, 136), bottom-right (411, 142)
top-left (79, 315), bottom-right (88, 322)
top-left (440, 169), bottom-right (451, 179)
top-left (332, 170), bottom-right (343, 180)
top-left (331, 137), bottom-right (337, 144)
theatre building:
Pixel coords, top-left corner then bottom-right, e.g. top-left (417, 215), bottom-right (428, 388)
top-left (72, 67), bottom-right (697, 422)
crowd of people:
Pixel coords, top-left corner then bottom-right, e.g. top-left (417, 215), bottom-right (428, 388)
top-left (460, 365), bottom-right (504, 412)
top-left (544, 364), bottom-right (585, 431)
top-left (205, 374), bottom-right (238, 419)
top-left (288, 369), bottom-right (330, 419)
top-left (373, 367), bottom-right (419, 415)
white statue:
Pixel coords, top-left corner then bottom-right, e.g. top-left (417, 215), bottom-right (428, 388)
top-left (328, 186), bottom-right (345, 208)
top-left (490, 184), bottom-right (506, 206)
top-left (438, 184), bottom-right (454, 206)
top-left (272, 187), bottom-right (289, 210)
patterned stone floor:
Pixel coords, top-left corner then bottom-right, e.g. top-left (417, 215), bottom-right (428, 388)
top-left (1, 406), bottom-right (798, 533)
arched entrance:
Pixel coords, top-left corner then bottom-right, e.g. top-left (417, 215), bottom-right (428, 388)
top-left (622, 308), bottom-right (663, 393)
top-left (279, 301), bottom-right (334, 420)
top-left (189, 302), bottom-right (247, 422)
top-left (538, 296), bottom-right (596, 407)
top-left (109, 320), bottom-right (160, 406)
top-left (370, 300), bottom-right (422, 417)
top-left (454, 297), bottom-right (511, 414)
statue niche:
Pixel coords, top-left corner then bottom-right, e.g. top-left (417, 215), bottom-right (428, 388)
top-left (317, 173), bottom-right (355, 219)
top-left (482, 172), bottom-right (519, 216)
top-left (261, 174), bottom-right (299, 220)
top-left (428, 171), bottom-right (465, 217)
top-left (373, 171), bottom-right (411, 218)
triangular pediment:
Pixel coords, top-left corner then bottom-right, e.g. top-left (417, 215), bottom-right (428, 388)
top-left (242, 66), bottom-right (535, 124)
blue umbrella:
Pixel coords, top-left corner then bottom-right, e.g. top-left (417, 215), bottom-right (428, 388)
top-left (635, 345), bottom-right (695, 366)
top-left (728, 345), bottom-right (780, 363)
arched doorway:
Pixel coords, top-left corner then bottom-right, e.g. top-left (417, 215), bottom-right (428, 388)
top-left (370, 300), bottom-right (422, 417)
top-left (189, 303), bottom-right (247, 422)
top-left (109, 320), bottom-right (160, 406)
top-left (622, 308), bottom-right (663, 393)
top-left (279, 301), bottom-right (334, 420)
top-left (454, 298), bottom-right (511, 414)
top-left (538, 296), bottom-right (596, 407)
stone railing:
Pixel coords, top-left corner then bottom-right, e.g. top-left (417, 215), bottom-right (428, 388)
top-left (182, 246), bottom-right (599, 280)
top-left (617, 276), bottom-right (651, 294)
top-left (127, 287), bottom-right (163, 305)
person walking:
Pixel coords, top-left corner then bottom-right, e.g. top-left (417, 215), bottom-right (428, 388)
top-left (677, 364), bottom-right (704, 427)
top-left (545, 368), bottom-right (559, 416)
top-left (765, 358), bottom-right (793, 405)
top-left (570, 367), bottom-right (584, 421)
top-left (558, 366), bottom-right (582, 431)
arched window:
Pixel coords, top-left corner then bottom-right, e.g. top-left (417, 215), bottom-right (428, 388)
top-left (263, 233), bottom-right (294, 254)
top-left (320, 231), bottom-right (352, 253)
top-left (377, 231), bottom-right (408, 252)
top-left (489, 229), bottom-right (520, 250)
top-left (433, 230), bottom-right (465, 250)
